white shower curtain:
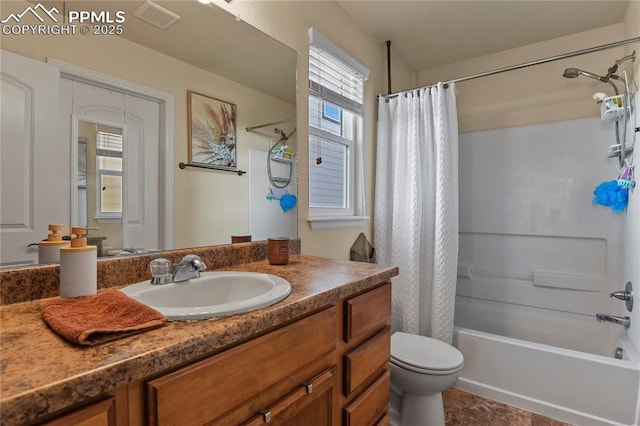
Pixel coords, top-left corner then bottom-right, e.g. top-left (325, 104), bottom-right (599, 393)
top-left (374, 83), bottom-right (459, 343)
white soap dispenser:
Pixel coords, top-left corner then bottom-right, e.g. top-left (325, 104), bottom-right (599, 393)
top-left (59, 227), bottom-right (97, 298)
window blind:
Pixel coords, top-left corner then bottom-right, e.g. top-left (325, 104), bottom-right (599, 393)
top-left (309, 28), bottom-right (368, 115)
top-left (96, 131), bottom-right (123, 158)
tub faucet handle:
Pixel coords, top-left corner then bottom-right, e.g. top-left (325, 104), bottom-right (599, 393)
top-left (611, 291), bottom-right (631, 301)
top-left (610, 282), bottom-right (633, 312)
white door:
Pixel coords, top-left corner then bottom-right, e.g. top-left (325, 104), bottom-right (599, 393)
top-left (60, 79), bottom-right (162, 253)
top-left (123, 95), bottom-right (161, 252)
top-left (0, 49), bottom-right (62, 267)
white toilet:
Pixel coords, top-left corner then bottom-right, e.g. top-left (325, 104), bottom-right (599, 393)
top-left (389, 332), bottom-right (464, 426)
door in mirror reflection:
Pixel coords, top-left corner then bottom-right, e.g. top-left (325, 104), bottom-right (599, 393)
top-left (76, 121), bottom-right (124, 254)
top-left (66, 78), bottom-right (164, 257)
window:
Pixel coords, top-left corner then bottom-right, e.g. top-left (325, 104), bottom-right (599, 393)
top-left (96, 131), bottom-right (123, 218)
top-left (307, 28), bottom-right (369, 230)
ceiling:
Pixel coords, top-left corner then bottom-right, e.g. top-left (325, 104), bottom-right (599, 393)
top-left (336, 0), bottom-right (631, 71)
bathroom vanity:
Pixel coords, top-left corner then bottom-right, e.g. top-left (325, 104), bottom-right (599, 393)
top-left (0, 249), bottom-right (397, 425)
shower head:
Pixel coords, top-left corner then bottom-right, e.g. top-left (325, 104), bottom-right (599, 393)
top-left (274, 128), bottom-right (288, 142)
top-left (562, 68), bottom-right (606, 81)
top-left (562, 68), bottom-right (580, 78)
top-left (562, 67), bottom-right (619, 95)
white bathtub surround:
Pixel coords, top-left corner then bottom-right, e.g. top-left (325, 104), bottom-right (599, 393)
top-left (454, 114), bottom-right (638, 424)
top-left (454, 327), bottom-right (640, 426)
top-left (375, 83), bottom-right (459, 342)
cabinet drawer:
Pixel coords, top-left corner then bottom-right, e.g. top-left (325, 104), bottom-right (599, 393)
top-left (343, 370), bottom-right (390, 426)
top-left (344, 326), bottom-right (390, 396)
top-left (147, 307), bottom-right (337, 425)
top-left (242, 365), bottom-right (337, 425)
top-left (344, 284), bottom-right (391, 343)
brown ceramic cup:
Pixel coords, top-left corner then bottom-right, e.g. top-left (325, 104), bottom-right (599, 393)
top-left (268, 237), bottom-right (290, 265)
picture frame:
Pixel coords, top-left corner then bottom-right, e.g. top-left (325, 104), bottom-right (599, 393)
top-left (187, 91), bottom-right (237, 169)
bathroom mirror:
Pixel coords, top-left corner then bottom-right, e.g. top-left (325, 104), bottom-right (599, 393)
top-left (0, 0), bottom-right (297, 267)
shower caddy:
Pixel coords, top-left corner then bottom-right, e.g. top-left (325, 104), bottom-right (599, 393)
top-left (571, 52), bottom-right (638, 199)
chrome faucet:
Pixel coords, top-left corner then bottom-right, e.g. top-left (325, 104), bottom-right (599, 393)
top-left (595, 313), bottom-right (631, 329)
top-left (172, 255), bottom-right (207, 282)
top-left (150, 255), bottom-right (207, 284)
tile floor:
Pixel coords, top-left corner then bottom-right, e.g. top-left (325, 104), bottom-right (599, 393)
top-left (443, 388), bottom-right (574, 426)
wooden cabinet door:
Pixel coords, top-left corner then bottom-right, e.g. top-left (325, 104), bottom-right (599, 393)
top-left (242, 366), bottom-right (338, 426)
top-left (41, 398), bottom-right (116, 426)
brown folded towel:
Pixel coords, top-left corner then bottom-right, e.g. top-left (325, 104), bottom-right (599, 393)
top-left (42, 289), bottom-right (167, 346)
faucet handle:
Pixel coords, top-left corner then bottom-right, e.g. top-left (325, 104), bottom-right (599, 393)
top-left (610, 282), bottom-right (633, 312)
top-left (150, 258), bottom-right (173, 284)
top-left (180, 255), bottom-right (207, 272)
top-left (610, 291), bottom-right (631, 301)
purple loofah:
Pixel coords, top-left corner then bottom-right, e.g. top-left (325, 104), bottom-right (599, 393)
top-left (592, 180), bottom-right (628, 213)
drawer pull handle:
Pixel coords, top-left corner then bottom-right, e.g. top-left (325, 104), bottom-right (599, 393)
top-left (302, 382), bottom-right (313, 394)
top-left (259, 409), bottom-right (271, 423)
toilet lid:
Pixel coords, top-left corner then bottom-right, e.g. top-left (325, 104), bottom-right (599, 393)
top-left (391, 332), bottom-right (464, 372)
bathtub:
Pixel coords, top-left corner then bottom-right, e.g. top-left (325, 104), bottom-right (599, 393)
top-left (453, 327), bottom-right (640, 426)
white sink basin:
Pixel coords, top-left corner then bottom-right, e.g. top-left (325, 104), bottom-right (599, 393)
top-left (121, 271), bottom-right (292, 321)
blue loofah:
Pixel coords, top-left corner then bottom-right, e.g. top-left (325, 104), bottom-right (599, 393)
top-left (279, 193), bottom-right (297, 212)
top-left (592, 180), bottom-right (628, 213)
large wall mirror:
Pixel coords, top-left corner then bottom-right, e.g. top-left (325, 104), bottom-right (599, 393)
top-left (0, 1), bottom-right (297, 267)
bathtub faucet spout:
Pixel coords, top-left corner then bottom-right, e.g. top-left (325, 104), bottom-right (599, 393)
top-left (595, 313), bottom-right (631, 329)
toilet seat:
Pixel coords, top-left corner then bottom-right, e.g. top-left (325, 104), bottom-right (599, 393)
top-left (391, 332), bottom-right (464, 375)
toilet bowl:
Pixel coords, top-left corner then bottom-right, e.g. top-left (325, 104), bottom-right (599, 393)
top-left (390, 332), bottom-right (464, 426)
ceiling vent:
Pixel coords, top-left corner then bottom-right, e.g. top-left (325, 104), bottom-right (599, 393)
top-left (133, 1), bottom-right (180, 30)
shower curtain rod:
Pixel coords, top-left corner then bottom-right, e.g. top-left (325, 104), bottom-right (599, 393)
top-left (380, 36), bottom-right (640, 99)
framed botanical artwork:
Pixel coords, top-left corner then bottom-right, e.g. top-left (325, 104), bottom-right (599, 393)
top-left (187, 91), bottom-right (237, 169)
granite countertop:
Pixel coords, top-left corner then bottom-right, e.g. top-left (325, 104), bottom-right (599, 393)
top-left (0, 255), bottom-right (398, 425)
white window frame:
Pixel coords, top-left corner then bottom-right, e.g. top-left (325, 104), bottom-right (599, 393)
top-left (307, 28), bottom-right (369, 231)
top-left (309, 125), bottom-right (354, 216)
top-left (95, 131), bottom-right (123, 220)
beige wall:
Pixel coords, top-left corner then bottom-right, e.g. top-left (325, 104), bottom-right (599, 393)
top-left (624, 0), bottom-right (640, 89)
top-left (418, 24), bottom-right (634, 133)
top-left (1, 0), bottom-right (295, 250)
top-left (215, 0), bottom-right (414, 259)
top-left (382, 41), bottom-right (417, 94)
